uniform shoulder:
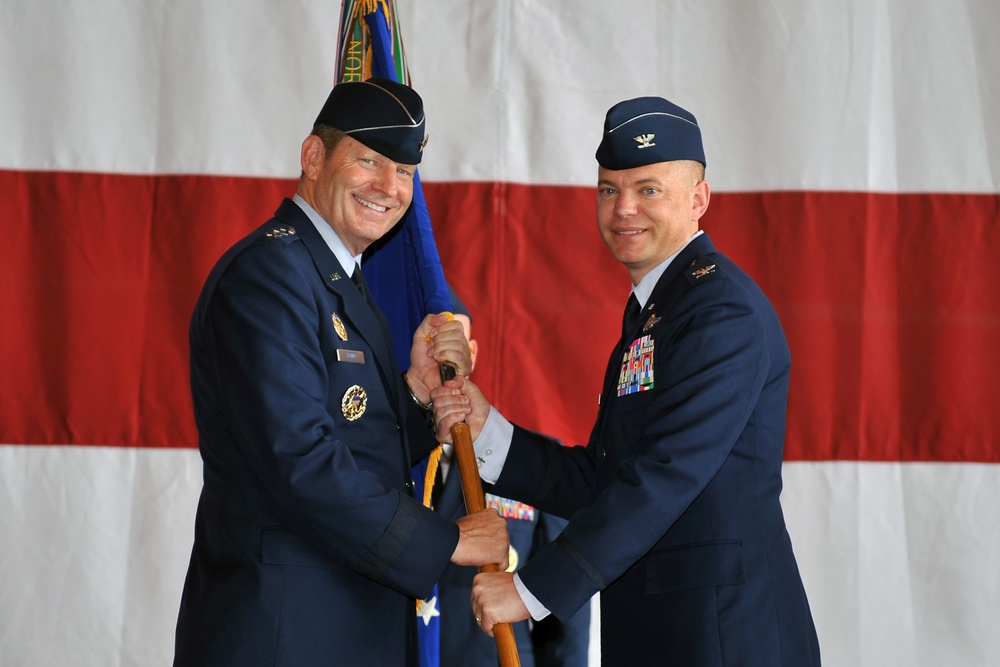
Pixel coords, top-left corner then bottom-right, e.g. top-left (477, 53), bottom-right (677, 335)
top-left (216, 221), bottom-right (306, 282)
top-left (682, 255), bottom-right (725, 286)
top-left (254, 223), bottom-right (301, 246)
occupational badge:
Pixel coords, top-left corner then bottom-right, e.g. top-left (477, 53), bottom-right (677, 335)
top-left (341, 385), bottom-right (367, 421)
top-left (691, 264), bottom-right (717, 279)
top-left (642, 313), bottom-right (661, 332)
top-left (332, 312), bottom-right (348, 341)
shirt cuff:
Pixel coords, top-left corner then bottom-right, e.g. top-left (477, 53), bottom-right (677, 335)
top-left (514, 572), bottom-right (551, 621)
top-left (473, 406), bottom-right (513, 484)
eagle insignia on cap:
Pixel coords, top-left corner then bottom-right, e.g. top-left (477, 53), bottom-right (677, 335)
top-left (419, 134), bottom-right (429, 151)
top-left (341, 385), bottom-right (367, 421)
top-left (634, 133), bottom-right (656, 149)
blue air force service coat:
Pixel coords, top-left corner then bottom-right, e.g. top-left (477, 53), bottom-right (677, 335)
top-left (173, 199), bottom-right (458, 666)
top-left (489, 233), bottom-right (821, 666)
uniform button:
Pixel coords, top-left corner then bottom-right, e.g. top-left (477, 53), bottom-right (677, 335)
top-left (602, 450), bottom-right (607, 460)
top-left (405, 480), bottom-right (414, 490)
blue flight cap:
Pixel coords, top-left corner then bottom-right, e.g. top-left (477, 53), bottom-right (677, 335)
top-left (595, 96), bottom-right (706, 170)
top-left (314, 76), bottom-right (427, 165)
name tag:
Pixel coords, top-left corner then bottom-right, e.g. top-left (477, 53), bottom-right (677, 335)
top-left (336, 349), bottom-right (366, 364)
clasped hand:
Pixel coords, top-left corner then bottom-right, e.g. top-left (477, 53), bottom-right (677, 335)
top-left (430, 376), bottom-right (489, 443)
top-left (405, 312), bottom-right (473, 402)
top-left (470, 571), bottom-right (531, 636)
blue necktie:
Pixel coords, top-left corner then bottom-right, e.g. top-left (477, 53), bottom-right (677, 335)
top-left (622, 293), bottom-right (641, 341)
top-left (352, 263), bottom-right (368, 299)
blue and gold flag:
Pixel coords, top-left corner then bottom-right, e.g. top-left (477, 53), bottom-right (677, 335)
top-left (336, 3), bottom-right (450, 665)
top-left (336, 0), bottom-right (452, 364)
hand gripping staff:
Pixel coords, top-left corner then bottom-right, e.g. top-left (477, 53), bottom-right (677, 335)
top-left (440, 364), bottom-right (521, 667)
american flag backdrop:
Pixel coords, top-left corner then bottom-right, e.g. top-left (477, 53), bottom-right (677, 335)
top-left (2, 1), bottom-right (999, 665)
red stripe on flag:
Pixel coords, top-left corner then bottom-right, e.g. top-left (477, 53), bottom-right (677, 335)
top-left (2, 170), bottom-right (998, 462)
top-left (1, 170), bottom-right (295, 447)
top-left (433, 186), bottom-right (1000, 462)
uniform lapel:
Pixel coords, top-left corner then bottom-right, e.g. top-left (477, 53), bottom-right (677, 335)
top-left (273, 199), bottom-right (404, 419)
top-left (597, 234), bottom-right (718, 409)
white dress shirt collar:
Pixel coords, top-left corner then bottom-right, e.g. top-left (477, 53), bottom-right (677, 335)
top-left (631, 230), bottom-right (704, 307)
top-left (292, 194), bottom-right (363, 277)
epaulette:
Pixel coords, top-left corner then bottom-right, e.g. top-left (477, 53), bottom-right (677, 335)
top-left (684, 256), bottom-right (721, 285)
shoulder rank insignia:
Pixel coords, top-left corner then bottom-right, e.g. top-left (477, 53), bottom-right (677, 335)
top-left (341, 385), bottom-right (367, 421)
top-left (265, 225), bottom-right (296, 238)
top-left (332, 313), bottom-right (348, 341)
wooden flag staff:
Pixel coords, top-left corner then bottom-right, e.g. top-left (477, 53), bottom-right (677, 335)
top-left (441, 365), bottom-right (521, 667)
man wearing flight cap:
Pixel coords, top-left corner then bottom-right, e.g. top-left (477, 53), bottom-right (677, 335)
top-left (173, 77), bottom-right (509, 667)
top-left (432, 96), bottom-right (822, 665)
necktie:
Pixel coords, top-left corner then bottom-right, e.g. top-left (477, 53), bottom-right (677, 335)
top-left (353, 263), bottom-right (381, 317)
top-left (621, 293), bottom-right (641, 341)
top-left (352, 262), bottom-right (394, 341)
top-left (352, 263), bottom-right (368, 299)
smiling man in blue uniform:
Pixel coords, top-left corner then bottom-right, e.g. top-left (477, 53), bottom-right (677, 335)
top-left (432, 96), bottom-right (822, 666)
top-left (173, 78), bottom-right (509, 667)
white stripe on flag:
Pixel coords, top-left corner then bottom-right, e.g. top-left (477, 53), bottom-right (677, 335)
top-left (1, 1), bottom-right (996, 191)
top-left (783, 461), bottom-right (1000, 667)
top-left (2, 449), bottom-right (999, 666)
top-left (0, 446), bottom-right (201, 667)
